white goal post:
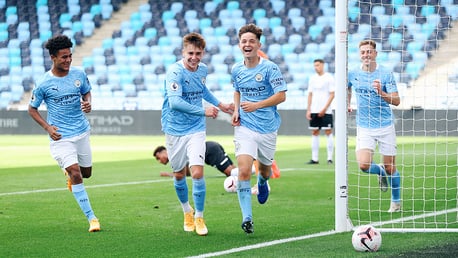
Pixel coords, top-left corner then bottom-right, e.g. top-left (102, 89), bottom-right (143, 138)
top-left (335, 0), bottom-right (458, 233)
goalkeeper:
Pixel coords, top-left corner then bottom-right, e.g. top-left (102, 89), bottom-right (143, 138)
top-left (347, 39), bottom-right (401, 213)
top-left (154, 141), bottom-right (238, 177)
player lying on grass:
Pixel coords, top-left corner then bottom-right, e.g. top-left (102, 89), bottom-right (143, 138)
top-left (153, 141), bottom-right (279, 194)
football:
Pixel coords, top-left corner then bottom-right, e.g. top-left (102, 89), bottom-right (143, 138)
top-left (351, 225), bottom-right (382, 252)
top-left (223, 175), bottom-right (238, 193)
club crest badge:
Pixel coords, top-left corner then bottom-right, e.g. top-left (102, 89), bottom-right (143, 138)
top-left (74, 79), bottom-right (81, 88)
top-left (255, 73), bottom-right (263, 82)
top-left (202, 77), bottom-right (206, 85)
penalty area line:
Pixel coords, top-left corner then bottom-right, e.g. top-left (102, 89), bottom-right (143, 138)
top-left (187, 230), bottom-right (337, 258)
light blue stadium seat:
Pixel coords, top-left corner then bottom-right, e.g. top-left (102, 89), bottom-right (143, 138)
top-left (101, 4), bottom-right (113, 19)
top-left (204, 1), bottom-right (217, 16)
top-left (421, 5), bottom-right (436, 17)
top-left (253, 8), bottom-right (266, 22)
top-left (170, 2), bottom-right (183, 14)
top-left (267, 43), bottom-right (281, 57)
top-left (6, 6), bottom-right (16, 16)
top-left (412, 51), bottom-right (428, 64)
top-left (186, 18), bottom-right (200, 31)
top-left (200, 18), bottom-right (212, 30)
top-left (139, 11), bottom-right (151, 23)
top-left (0, 30), bottom-right (8, 41)
top-left (305, 43), bottom-right (319, 53)
top-left (284, 53), bottom-right (298, 64)
top-left (421, 23), bottom-right (436, 37)
top-left (164, 19), bottom-right (178, 29)
top-left (394, 5), bottom-right (409, 15)
top-left (162, 10), bottom-right (175, 22)
top-left (202, 27), bottom-right (214, 36)
top-left (372, 5), bottom-right (385, 16)
top-left (166, 27), bottom-right (180, 37)
top-left (288, 34), bottom-right (302, 48)
top-left (269, 17), bottom-right (282, 29)
top-left (287, 8), bottom-right (301, 18)
top-left (82, 56), bottom-right (94, 68)
top-left (82, 21), bottom-right (95, 37)
top-left (388, 32), bottom-right (403, 48)
top-left (376, 14), bottom-right (391, 28)
top-left (231, 9), bottom-right (243, 19)
top-left (319, 0), bottom-right (332, 9)
top-left (214, 26), bottom-right (227, 37)
top-left (308, 25), bottom-right (323, 40)
top-left (405, 62), bottom-right (423, 79)
top-left (348, 6), bottom-right (360, 22)
top-left (144, 28), bottom-right (157, 40)
top-left (10, 85), bottom-right (24, 102)
top-left (445, 5), bottom-right (458, 20)
top-left (272, 26), bottom-right (286, 41)
top-left (281, 43), bottom-right (295, 55)
top-left (184, 10), bottom-right (197, 20)
top-left (322, 6), bottom-right (335, 17)
top-left (319, 42), bottom-right (334, 54)
top-left (256, 17), bottom-right (269, 30)
top-left (227, 1), bottom-right (239, 10)
top-left (391, 14), bottom-right (403, 28)
top-left (163, 54), bottom-right (177, 66)
top-left (290, 16), bottom-right (305, 31)
top-left (90, 4), bottom-right (101, 16)
top-left (427, 14), bottom-right (441, 25)
top-left (406, 41), bottom-right (424, 54)
top-left (271, 0), bottom-right (285, 15)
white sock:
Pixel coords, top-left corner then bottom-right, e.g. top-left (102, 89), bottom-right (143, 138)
top-left (181, 201), bottom-right (192, 213)
top-left (312, 135), bottom-right (319, 161)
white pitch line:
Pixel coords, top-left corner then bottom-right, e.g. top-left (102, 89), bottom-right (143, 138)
top-left (0, 179), bottom-right (171, 196)
top-left (186, 230), bottom-right (337, 258)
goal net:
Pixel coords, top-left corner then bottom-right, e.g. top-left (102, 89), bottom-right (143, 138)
top-left (335, 0), bottom-right (458, 232)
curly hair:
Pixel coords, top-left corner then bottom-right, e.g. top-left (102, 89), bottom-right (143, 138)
top-left (238, 23), bottom-right (263, 41)
top-left (45, 35), bottom-right (73, 56)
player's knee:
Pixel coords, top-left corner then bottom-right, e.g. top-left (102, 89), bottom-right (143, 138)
top-left (359, 163), bottom-right (370, 172)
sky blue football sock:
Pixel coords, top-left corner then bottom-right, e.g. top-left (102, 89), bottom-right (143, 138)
top-left (389, 171), bottom-right (401, 202)
top-left (72, 183), bottom-right (96, 220)
top-left (258, 173), bottom-right (268, 186)
top-left (363, 163), bottom-right (386, 176)
top-left (237, 180), bottom-right (252, 222)
top-left (192, 177), bottom-right (206, 213)
top-left (174, 177), bottom-right (188, 204)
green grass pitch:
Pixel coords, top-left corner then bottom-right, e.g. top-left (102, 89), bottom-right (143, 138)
top-left (1, 135), bottom-right (457, 257)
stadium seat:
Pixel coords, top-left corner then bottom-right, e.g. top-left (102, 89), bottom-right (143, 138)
top-left (421, 5), bottom-right (436, 17)
top-left (271, 0), bottom-right (285, 15)
top-left (371, 5), bottom-right (385, 16)
top-left (308, 25), bottom-right (323, 40)
top-left (290, 16), bottom-right (305, 31)
top-left (269, 17), bottom-right (282, 29)
top-left (388, 32), bottom-right (403, 49)
top-left (253, 8), bottom-right (266, 22)
top-left (348, 6), bottom-right (360, 22)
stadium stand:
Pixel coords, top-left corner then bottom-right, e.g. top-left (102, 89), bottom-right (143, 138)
top-left (0, 0), bottom-right (457, 110)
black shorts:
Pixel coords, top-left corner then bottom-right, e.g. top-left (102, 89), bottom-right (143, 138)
top-left (309, 113), bottom-right (333, 130)
top-left (205, 141), bottom-right (233, 172)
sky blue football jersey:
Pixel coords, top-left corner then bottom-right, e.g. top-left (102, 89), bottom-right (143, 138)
top-left (231, 58), bottom-right (287, 133)
top-left (30, 67), bottom-right (92, 139)
top-left (161, 61), bottom-right (219, 136)
top-left (348, 65), bottom-right (398, 128)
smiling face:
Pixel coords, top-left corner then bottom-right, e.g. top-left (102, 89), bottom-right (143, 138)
top-left (238, 32), bottom-right (261, 59)
top-left (51, 48), bottom-right (72, 76)
top-left (359, 40), bottom-right (378, 71)
top-left (182, 43), bottom-right (204, 72)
